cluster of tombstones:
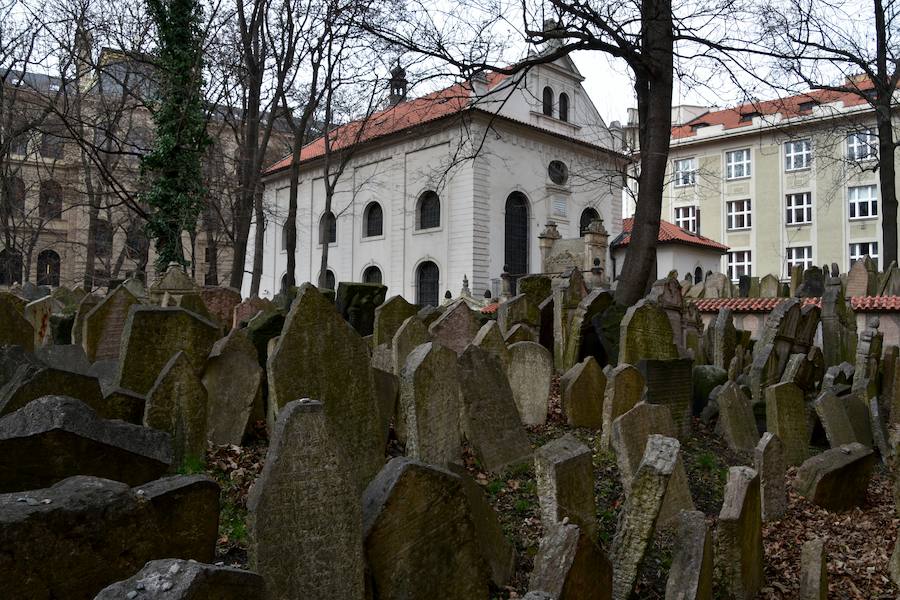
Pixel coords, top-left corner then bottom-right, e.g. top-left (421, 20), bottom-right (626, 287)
top-left (0, 263), bottom-right (895, 598)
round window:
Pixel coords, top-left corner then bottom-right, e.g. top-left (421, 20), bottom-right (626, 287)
top-left (548, 160), bottom-right (568, 185)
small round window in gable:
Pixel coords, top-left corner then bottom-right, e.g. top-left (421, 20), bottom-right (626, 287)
top-left (548, 160), bottom-right (568, 185)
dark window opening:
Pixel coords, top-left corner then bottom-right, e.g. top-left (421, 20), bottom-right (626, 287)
top-left (3, 177), bottom-right (25, 215)
top-left (694, 266), bottom-right (703, 285)
top-left (319, 211), bottom-right (336, 244)
top-left (504, 192), bottom-right (529, 276)
top-left (559, 93), bottom-right (569, 122)
top-left (416, 261), bottom-right (439, 307)
top-left (363, 265), bottom-right (382, 284)
top-left (0, 248), bottom-right (23, 285)
top-left (364, 202), bottom-right (383, 237)
top-left (542, 86), bottom-right (553, 116)
top-left (36, 249), bottom-right (60, 287)
top-left (580, 207), bottom-right (600, 234)
top-left (417, 191), bottom-right (440, 230)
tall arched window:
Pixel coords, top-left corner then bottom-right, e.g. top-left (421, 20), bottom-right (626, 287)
top-left (363, 265), bottom-right (383, 284)
top-left (694, 266), bottom-right (704, 285)
top-left (323, 269), bottom-right (335, 290)
top-left (417, 191), bottom-right (440, 230)
top-left (94, 219), bottom-right (113, 258)
top-left (3, 177), bottom-right (25, 215)
top-left (542, 86), bottom-right (553, 116)
top-left (364, 202), bottom-right (383, 237)
top-left (39, 180), bottom-right (62, 220)
top-left (505, 192), bottom-right (529, 276)
top-left (36, 249), bottom-right (60, 287)
top-left (0, 248), bottom-right (23, 285)
top-left (559, 93), bottom-right (569, 122)
top-left (319, 211), bottom-right (336, 244)
top-left (416, 261), bottom-right (439, 307)
top-left (580, 207), bottom-right (600, 234)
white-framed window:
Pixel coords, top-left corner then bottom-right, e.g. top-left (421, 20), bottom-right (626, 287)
top-left (727, 250), bottom-right (752, 282)
top-left (726, 199), bottom-right (752, 230)
top-left (725, 149), bottom-right (752, 180)
top-left (849, 242), bottom-right (879, 270)
top-left (785, 192), bottom-right (812, 225)
top-left (848, 184), bottom-right (878, 220)
top-left (784, 139), bottom-right (811, 171)
top-left (786, 246), bottom-right (813, 273)
top-left (674, 158), bottom-right (696, 187)
top-left (674, 205), bottom-right (698, 233)
top-left (847, 129), bottom-right (877, 161)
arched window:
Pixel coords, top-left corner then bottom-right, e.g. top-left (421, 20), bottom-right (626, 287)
top-left (417, 191), bottom-right (440, 230)
top-left (39, 180), bottom-right (62, 220)
top-left (542, 86), bottom-right (553, 116)
top-left (694, 266), bottom-right (703, 285)
top-left (280, 273), bottom-right (288, 292)
top-left (319, 211), bottom-right (336, 245)
top-left (579, 207), bottom-right (600, 234)
top-left (323, 269), bottom-right (336, 290)
top-left (559, 93), bottom-right (569, 122)
top-left (505, 192), bottom-right (529, 276)
top-left (3, 177), bottom-right (25, 215)
top-left (363, 265), bottom-right (383, 284)
top-left (0, 248), bottom-right (23, 285)
top-left (416, 261), bottom-right (439, 307)
top-left (36, 249), bottom-right (60, 287)
top-left (364, 202), bottom-right (383, 237)
top-left (94, 219), bottom-right (113, 259)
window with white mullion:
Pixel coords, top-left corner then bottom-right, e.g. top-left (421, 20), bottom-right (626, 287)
top-left (784, 139), bottom-right (811, 171)
top-left (727, 250), bottom-right (752, 282)
top-left (848, 185), bottom-right (878, 220)
top-left (849, 241), bottom-right (879, 270)
top-left (786, 246), bottom-right (813, 273)
top-left (725, 149), bottom-right (752, 180)
top-left (847, 129), bottom-right (878, 161)
top-left (674, 205), bottom-right (697, 233)
top-left (726, 199), bottom-right (752, 230)
top-left (785, 192), bottom-right (812, 225)
top-left (673, 158), bottom-right (696, 187)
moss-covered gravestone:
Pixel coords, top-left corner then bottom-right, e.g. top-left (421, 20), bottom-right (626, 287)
top-left (618, 299), bottom-right (678, 366)
top-left (82, 286), bottom-right (141, 362)
top-left (0, 293), bottom-right (33, 351)
top-left (428, 299), bottom-right (480, 355)
top-left (373, 295), bottom-right (418, 347)
top-left (202, 328), bottom-right (262, 445)
top-left (336, 282), bottom-right (387, 337)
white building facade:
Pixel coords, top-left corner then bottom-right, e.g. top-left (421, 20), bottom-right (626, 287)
top-left (248, 56), bottom-right (627, 304)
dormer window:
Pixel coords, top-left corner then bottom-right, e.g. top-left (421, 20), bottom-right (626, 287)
top-left (798, 100), bottom-right (819, 112)
top-left (739, 111), bottom-right (760, 123)
top-left (691, 122), bottom-right (709, 132)
top-left (542, 86), bottom-right (553, 116)
top-left (559, 93), bottom-right (569, 122)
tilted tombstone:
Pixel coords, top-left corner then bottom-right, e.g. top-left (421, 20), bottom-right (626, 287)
top-left (703, 272), bottom-right (731, 298)
top-left (95, 558), bottom-right (264, 600)
top-left (391, 315), bottom-right (430, 377)
top-left (202, 328), bottom-right (263, 445)
top-left (705, 308), bottom-right (737, 370)
top-left (232, 296), bottom-right (275, 329)
top-left (715, 381), bottom-right (760, 452)
top-left (561, 288), bottom-right (614, 373)
top-left (362, 457), bottom-right (492, 600)
top-left (70, 293), bottom-right (100, 346)
top-left (814, 390), bottom-right (871, 448)
top-left (0, 362), bottom-right (105, 417)
top-left (618, 299), bottom-right (679, 366)
top-left (716, 467), bottom-right (764, 600)
top-left (428, 299), bottom-right (481, 355)
top-left (529, 523), bottom-right (612, 600)
top-left (852, 317), bottom-right (883, 395)
top-left (198, 286), bottom-right (242, 328)
top-left (845, 259), bottom-right (870, 297)
top-left (473, 320), bottom-right (510, 371)
top-left (754, 433), bottom-right (786, 521)
top-left (266, 283), bottom-right (384, 491)
top-left (534, 434), bottom-right (597, 539)
top-left (517, 274), bottom-right (552, 309)
top-left (507, 341), bottom-right (553, 426)
top-left (373, 295), bottom-right (418, 347)
top-left (799, 539), bottom-right (828, 600)
top-left (559, 356), bottom-right (606, 428)
top-left (600, 363), bottom-right (644, 451)
top-left (497, 293), bottom-right (540, 333)
top-left (843, 389), bottom-right (874, 447)
top-left (35, 344), bottom-right (91, 375)
top-left (23, 296), bottom-right (55, 348)
top-left (648, 276), bottom-right (686, 352)
top-left (457, 344), bottom-right (532, 473)
top-left (82, 287), bottom-right (143, 363)
top-left (749, 299), bottom-right (801, 404)
top-left (869, 398), bottom-right (892, 463)
top-left (765, 382), bottom-right (809, 466)
top-left (0, 294), bottom-right (34, 351)
top-left (504, 323), bottom-right (538, 344)
top-left (637, 358), bottom-right (694, 439)
top-left (665, 510), bottom-right (713, 600)
top-left (759, 274), bottom-right (780, 298)
top-left (795, 442), bottom-right (875, 511)
top-left (683, 303), bottom-right (705, 361)
top-left (552, 268), bottom-right (588, 372)
top-left (335, 282), bottom-right (388, 337)
top-left (248, 399), bottom-right (365, 600)
top-left (400, 342), bottom-right (461, 466)
top-left (820, 280), bottom-right (857, 367)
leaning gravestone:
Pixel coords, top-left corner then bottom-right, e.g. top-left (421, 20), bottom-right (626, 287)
top-left (248, 399), bottom-right (365, 600)
top-left (618, 299), bottom-right (679, 366)
top-left (765, 382), bottom-right (808, 466)
top-left (800, 539), bottom-right (828, 600)
top-left (497, 293), bottom-right (540, 334)
top-left (821, 280), bottom-right (857, 367)
top-left (363, 457), bottom-right (491, 599)
top-left (373, 295), bottom-right (418, 347)
top-left (232, 296), bottom-right (275, 329)
top-left (35, 344), bottom-right (91, 375)
top-left (716, 381), bottom-right (760, 452)
top-left (144, 351), bottom-right (208, 469)
top-left (400, 342), bottom-right (461, 466)
top-left (266, 283), bottom-right (384, 491)
top-left (638, 358), bottom-right (694, 439)
top-left (428, 299), bottom-right (481, 355)
top-left (665, 510), bottom-right (713, 600)
top-left (23, 295), bottom-right (55, 348)
top-left (507, 341), bottom-right (553, 426)
top-left (717, 466), bottom-right (764, 600)
top-left (846, 259), bottom-right (870, 297)
top-left (529, 523), bottom-right (612, 600)
top-left (600, 364), bottom-right (644, 451)
top-left (0, 363), bottom-right (105, 417)
top-left (117, 306), bottom-right (220, 395)
top-left (759, 274), bottom-right (780, 297)
top-left (0, 294), bottom-right (34, 352)
top-left (705, 308), bottom-right (737, 369)
top-left (457, 344), bottom-right (532, 473)
top-left (559, 356), bottom-right (606, 428)
top-left (335, 282), bottom-right (387, 337)
top-left (202, 328), bottom-right (263, 445)
top-left (473, 320), bottom-right (511, 371)
top-left (754, 433), bottom-right (786, 521)
top-left (535, 434), bottom-right (597, 539)
top-left (95, 558), bottom-right (264, 600)
top-left (82, 286), bottom-right (142, 362)
top-left (795, 442), bottom-right (875, 511)
top-left (814, 391), bottom-right (862, 448)
top-left (391, 315), bottom-right (430, 377)
top-left (0, 395), bottom-right (171, 492)
top-left (561, 288), bottom-right (614, 373)
top-left (198, 286), bottom-right (242, 328)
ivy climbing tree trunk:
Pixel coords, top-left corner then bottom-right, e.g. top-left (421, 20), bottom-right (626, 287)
top-left (142, 0), bottom-right (210, 273)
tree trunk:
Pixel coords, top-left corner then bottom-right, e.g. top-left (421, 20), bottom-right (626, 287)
top-left (229, 193), bottom-right (253, 289)
top-left (874, 0), bottom-right (897, 266)
top-left (249, 186), bottom-right (265, 296)
top-left (284, 134), bottom-right (303, 290)
top-left (613, 0), bottom-right (674, 306)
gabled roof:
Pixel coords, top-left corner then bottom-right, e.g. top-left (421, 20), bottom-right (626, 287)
top-left (611, 218), bottom-right (728, 252)
top-left (693, 295), bottom-right (900, 313)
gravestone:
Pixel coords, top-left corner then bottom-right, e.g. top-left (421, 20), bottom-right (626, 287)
top-left (665, 510), bottom-right (713, 600)
top-left (266, 283), bottom-right (384, 490)
top-left (95, 559), bottom-right (264, 600)
top-left (853, 317), bottom-right (883, 394)
top-left (637, 358), bottom-right (694, 439)
top-left (600, 364), bottom-right (644, 451)
top-left (0, 395), bottom-right (171, 492)
top-left (497, 293), bottom-right (540, 333)
top-left (23, 296), bottom-right (56, 348)
top-left (202, 328), bottom-right (263, 445)
top-left (372, 367), bottom-right (399, 440)
top-left (846, 259), bottom-right (870, 297)
top-left (198, 286), bottom-right (242, 328)
top-left (148, 263), bottom-right (197, 304)
top-left (232, 296), bottom-right (275, 329)
top-left (821, 280), bottom-right (857, 367)
top-left (814, 391), bottom-right (862, 448)
top-left (535, 434), bottom-right (597, 539)
top-left (428, 299), bottom-right (480, 355)
top-left (716, 381), bottom-right (760, 452)
top-left (517, 274), bottom-right (552, 308)
top-left (473, 320), bottom-right (510, 371)
top-left (618, 299), bottom-right (678, 366)
top-left (754, 433), bottom-right (786, 521)
top-left (335, 282), bottom-right (387, 337)
top-left (363, 457), bottom-right (491, 599)
top-left (35, 344), bottom-right (91, 375)
top-left (144, 351), bottom-right (208, 469)
top-left (795, 442), bottom-right (875, 511)
top-left (504, 323), bottom-right (538, 344)
top-left (559, 356), bottom-right (605, 428)
top-left (705, 308), bottom-right (737, 369)
top-left (765, 382), bottom-right (809, 465)
top-left (704, 272), bottom-right (731, 298)
top-left (797, 266), bottom-right (825, 297)
top-left (611, 435), bottom-right (681, 600)
top-left (749, 299), bottom-right (802, 404)
top-left (868, 398), bottom-right (892, 463)
top-left (693, 365), bottom-right (727, 416)
top-left (117, 306), bottom-right (220, 395)
top-left (392, 315), bottom-right (430, 377)
top-left (373, 295), bottom-right (418, 347)
top-left (0, 294), bottom-right (33, 352)
top-left (759, 274), bottom-right (780, 297)
top-left (507, 341), bottom-right (553, 426)
top-left (529, 523), bottom-right (612, 600)
top-left (562, 288), bottom-right (614, 373)
top-left (400, 342), bottom-right (461, 466)
top-left (648, 276), bottom-right (686, 352)
top-left (248, 400), bottom-right (365, 600)
top-left (0, 363), bottom-right (105, 417)
top-left (799, 539), bottom-right (827, 600)
top-left (175, 293), bottom-right (215, 323)
top-left (716, 467), bottom-right (764, 600)
top-left (552, 268), bottom-right (588, 371)
top-left (457, 345), bottom-right (532, 473)
top-left (70, 293), bottom-right (100, 346)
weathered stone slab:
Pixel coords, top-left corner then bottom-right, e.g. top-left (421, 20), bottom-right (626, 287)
top-left (232, 296), bottom-right (275, 329)
top-left (0, 474), bottom-right (218, 599)
top-left (0, 362), bottom-right (104, 417)
top-left (868, 397), bottom-right (892, 463)
top-left (148, 263), bottom-right (198, 303)
top-left (755, 432), bottom-right (786, 521)
top-left (473, 320), bottom-right (510, 370)
top-left (202, 328), bottom-right (262, 445)
top-left (562, 288), bottom-right (614, 373)
top-left (716, 381), bottom-right (760, 452)
top-left (705, 308), bottom-right (737, 370)
top-left (529, 523), bottom-right (612, 600)
top-left (0, 294), bottom-right (34, 352)
top-left (844, 390), bottom-right (874, 447)
top-left (428, 299), bottom-right (480, 355)
top-left (693, 364), bottom-right (728, 416)
top-left (716, 467), bottom-right (764, 600)
top-left (373, 295), bottom-right (418, 347)
top-left (400, 342), bottom-right (461, 466)
top-left (665, 510), bottom-right (713, 600)
top-left (457, 345), bottom-right (532, 473)
top-left (198, 286), bottom-right (242, 328)
top-left (821, 281), bottom-right (856, 367)
top-left (799, 538), bottom-right (827, 600)
top-left (117, 306), bottom-right (220, 395)
top-left (638, 358), bottom-right (694, 439)
top-left (96, 558), bottom-right (264, 600)
top-left (600, 364), bottom-right (644, 451)
top-left (35, 344), bottom-right (91, 375)
top-left (0, 395), bottom-right (171, 492)
top-left (248, 399), bottom-right (365, 600)
top-left (765, 382), bottom-right (809, 466)
top-left (559, 356), bottom-right (605, 428)
top-left (504, 322), bottom-right (538, 344)
top-left (795, 442), bottom-right (875, 511)
top-left (23, 295), bottom-right (54, 348)
top-left (814, 391), bottom-right (861, 448)
top-left (618, 299), bottom-right (678, 366)
top-left (611, 435), bottom-right (681, 600)
top-left (266, 283), bottom-right (383, 490)
top-left (363, 457), bottom-right (491, 599)
top-left (82, 286), bottom-right (142, 362)
top-left (175, 292), bottom-right (215, 323)
top-left (144, 352), bottom-right (208, 469)
top-left (336, 282), bottom-right (387, 337)
top-left (535, 434), bottom-right (597, 539)
top-left (508, 341), bottom-right (552, 426)
top-left (372, 366), bottom-right (399, 441)
top-left (392, 315), bottom-right (430, 376)
top-left (497, 293), bottom-right (540, 332)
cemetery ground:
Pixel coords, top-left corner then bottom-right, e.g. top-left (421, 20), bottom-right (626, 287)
top-left (206, 377), bottom-right (897, 600)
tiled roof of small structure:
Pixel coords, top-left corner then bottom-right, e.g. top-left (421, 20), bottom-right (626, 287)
top-left (481, 302), bottom-right (499, 314)
top-left (693, 295), bottom-right (900, 313)
top-left (611, 218), bottom-right (728, 252)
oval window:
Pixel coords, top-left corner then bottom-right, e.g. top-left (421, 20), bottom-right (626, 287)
top-left (548, 160), bottom-right (568, 185)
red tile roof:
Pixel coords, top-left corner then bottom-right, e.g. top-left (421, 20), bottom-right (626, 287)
top-left (481, 302), bottom-right (499, 314)
top-left (693, 295), bottom-right (900, 313)
top-left (611, 218), bottom-right (728, 252)
top-left (672, 79), bottom-right (879, 140)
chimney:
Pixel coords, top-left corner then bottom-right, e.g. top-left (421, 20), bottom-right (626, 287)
top-left (388, 62), bottom-right (408, 106)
